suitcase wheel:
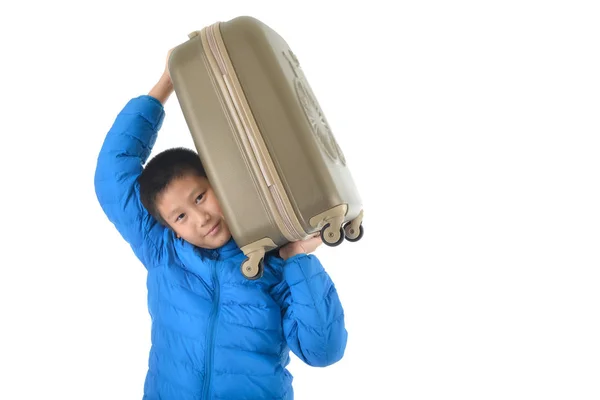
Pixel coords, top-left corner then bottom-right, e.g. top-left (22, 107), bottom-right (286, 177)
top-left (343, 222), bottom-right (364, 242)
top-left (321, 223), bottom-right (345, 247)
top-left (241, 256), bottom-right (264, 280)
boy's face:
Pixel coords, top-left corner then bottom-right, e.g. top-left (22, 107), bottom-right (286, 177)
top-left (155, 174), bottom-right (232, 249)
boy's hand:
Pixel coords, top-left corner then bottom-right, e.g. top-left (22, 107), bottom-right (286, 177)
top-left (164, 47), bottom-right (174, 80)
top-left (148, 48), bottom-right (176, 105)
top-left (279, 234), bottom-right (323, 260)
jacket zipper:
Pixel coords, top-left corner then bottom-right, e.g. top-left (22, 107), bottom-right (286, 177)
top-left (202, 252), bottom-right (220, 398)
top-left (205, 23), bottom-right (306, 242)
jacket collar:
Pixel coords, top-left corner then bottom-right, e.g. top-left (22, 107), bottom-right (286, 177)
top-left (177, 234), bottom-right (243, 262)
top-left (211, 236), bottom-right (243, 259)
top-left (172, 234), bottom-right (242, 285)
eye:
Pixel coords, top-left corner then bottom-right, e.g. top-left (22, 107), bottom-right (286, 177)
top-left (176, 213), bottom-right (185, 222)
top-left (195, 193), bottom-right (205, 204)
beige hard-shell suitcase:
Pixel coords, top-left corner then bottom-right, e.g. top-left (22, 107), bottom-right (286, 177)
top-left (169, 16), bottom-right (364, 279)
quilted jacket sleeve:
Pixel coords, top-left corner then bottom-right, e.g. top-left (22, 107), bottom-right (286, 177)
top-left (272, 254), bottom-right (348, 367)
top-left (94, 95), bottom-right (167, 267)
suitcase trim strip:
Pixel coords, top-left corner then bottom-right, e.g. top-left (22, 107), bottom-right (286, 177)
top-left (201, 22), bottom-right (308, 243)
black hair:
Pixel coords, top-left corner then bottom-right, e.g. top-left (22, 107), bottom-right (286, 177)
top-left (138, 147), bottom-right (206, 226)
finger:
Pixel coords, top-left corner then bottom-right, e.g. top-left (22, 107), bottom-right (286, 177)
top-left (308, 236), bottom-right (323, 247)
top-left (306, 234), bottom-right (321, 242)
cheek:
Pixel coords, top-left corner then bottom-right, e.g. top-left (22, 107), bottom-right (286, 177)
top-left (180, 228), bottom-right (196, 241)
top-left (208, 196), bottom-right (223, 215)
top-left (170, 223), bottom-right (187, 238)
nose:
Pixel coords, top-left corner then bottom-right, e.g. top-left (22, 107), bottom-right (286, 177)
top-left (191, 208), bottom-right (210, 228)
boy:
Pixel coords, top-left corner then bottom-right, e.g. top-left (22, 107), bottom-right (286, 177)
top-left (94, 48), bottom-right (347, 399)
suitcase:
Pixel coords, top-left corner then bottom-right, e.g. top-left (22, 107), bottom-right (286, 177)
top-left (169, 16), bottom-right (364, 279)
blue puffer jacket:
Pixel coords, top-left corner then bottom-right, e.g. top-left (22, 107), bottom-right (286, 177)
top-left (94, 95), bottom-right (347, 399)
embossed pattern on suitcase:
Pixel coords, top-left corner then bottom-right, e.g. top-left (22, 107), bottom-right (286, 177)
top-left (169, 16), bottom-right (364, 279)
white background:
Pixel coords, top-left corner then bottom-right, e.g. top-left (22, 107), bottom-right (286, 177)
top-left (1, 0), bottom-right (599, 399)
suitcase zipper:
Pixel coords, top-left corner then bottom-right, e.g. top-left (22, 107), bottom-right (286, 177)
top-left (270, 186), bottom-right (300, 241)
top-left (206, 26), bottom-right (227, 76)
top-left (204, 23), bottom-right (306, 242)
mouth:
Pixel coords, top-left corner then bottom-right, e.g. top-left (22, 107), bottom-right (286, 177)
top-left (205, 221), bottom-right (221, 237)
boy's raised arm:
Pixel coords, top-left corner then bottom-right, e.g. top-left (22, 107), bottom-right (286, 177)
top-left (94, 61), bottom-right (174, 267)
